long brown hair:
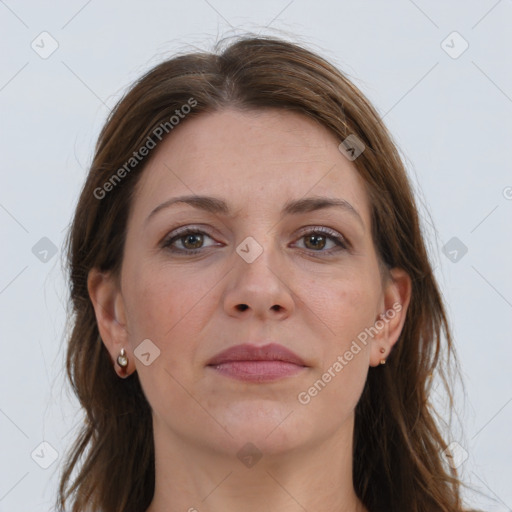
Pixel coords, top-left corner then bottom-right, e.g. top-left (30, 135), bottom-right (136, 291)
top-left (58, 34), bottom-right (473, 512)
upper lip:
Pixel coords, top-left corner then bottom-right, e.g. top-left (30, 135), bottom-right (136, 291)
top-left (207, 343), bottom-right (307, 367)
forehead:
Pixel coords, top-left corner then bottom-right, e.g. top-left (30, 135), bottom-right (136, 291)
top-left (130, 108), bottom-right (371, 227)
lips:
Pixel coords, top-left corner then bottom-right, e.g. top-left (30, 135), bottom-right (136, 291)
top-left (206, 342), bottom-right (307, 367)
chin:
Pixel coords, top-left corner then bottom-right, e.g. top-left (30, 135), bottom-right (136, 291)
top-left (216, 401), bottom-right (308, 452)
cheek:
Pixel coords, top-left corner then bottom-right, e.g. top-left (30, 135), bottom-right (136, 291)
top-left (123, 258), bottom-right (205, 338)
top-left (308, 271), bottom-right (381, 345)
top-left (300, 269), bottom-right (379, 398)
top-left (122, 259), bottom-right (223, 379)
top-left (121, 260), bottom-right (212, 407)
top-left (298, 284), bottom-right (373, 422)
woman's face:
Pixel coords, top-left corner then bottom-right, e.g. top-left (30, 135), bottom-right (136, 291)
top-left (96, 107), bottom-right (409, 457)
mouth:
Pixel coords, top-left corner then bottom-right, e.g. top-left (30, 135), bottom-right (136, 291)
top-left (206, 342), bottom-right (308, 382)
top-left (208, 360), bottom-right (306, 382)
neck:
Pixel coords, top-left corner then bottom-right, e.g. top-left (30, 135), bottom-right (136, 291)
top-left (146, 414), bottom-right (368, 512)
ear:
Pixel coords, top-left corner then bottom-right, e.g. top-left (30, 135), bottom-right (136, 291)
top-left (87, 267), bottom-right (134, 378)
top-left (369, 267), bottom-right (412, 367)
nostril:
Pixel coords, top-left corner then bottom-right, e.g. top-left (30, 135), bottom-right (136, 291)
top-left (236, 304), bottom-right (249, 311)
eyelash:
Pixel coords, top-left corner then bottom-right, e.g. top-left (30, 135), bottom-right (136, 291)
top-left (161, 226), bottom-right (349, 256)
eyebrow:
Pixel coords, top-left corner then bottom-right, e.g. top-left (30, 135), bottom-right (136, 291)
top-left (145, 194), bottom-right (364, 227)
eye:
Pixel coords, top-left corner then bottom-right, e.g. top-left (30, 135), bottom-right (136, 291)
top-left (161, 225), bottom-right (349, 256)
top-left (162, 228), bottom-right (218, 255)
top-left (293, 226), bottom-right (348, 255)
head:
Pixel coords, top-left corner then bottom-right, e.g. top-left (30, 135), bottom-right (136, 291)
top-left (59, 35), bottom-right (465, 512)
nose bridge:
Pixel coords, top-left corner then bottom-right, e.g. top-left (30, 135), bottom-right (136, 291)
top-left (223, 228), bottom-right (294, 317)
top-left (235, 231), bottom-right (280, 287)
top-left (231, 206), bottom-right (279, 267)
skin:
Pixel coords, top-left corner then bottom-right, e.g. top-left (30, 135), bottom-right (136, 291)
top-left (88, 108), bottom-right (411, 512)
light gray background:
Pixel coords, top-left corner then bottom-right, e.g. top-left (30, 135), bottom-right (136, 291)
top-left (1, 1), bottom-right (511, 511)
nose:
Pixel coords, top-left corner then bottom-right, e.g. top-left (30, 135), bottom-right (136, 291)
top-left (222, 238), bottom-right (295, 321)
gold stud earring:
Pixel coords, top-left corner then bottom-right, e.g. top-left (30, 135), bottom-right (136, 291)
top-left (379, 347), bottom-right (386, 365)
top-left (117, 348), bottom-right (128, 368)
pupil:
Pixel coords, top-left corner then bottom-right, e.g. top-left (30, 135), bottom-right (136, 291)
top-left (185, 234), bottom-right (202, 249)
top-left (307, 235), bottom-right (325, 250)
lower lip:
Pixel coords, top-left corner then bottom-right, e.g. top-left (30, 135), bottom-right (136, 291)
top-left (208, 361), bottom-right (306, 382)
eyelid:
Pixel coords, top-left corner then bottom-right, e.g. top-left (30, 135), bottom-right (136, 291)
top-left (160, 224), bottom-right (219, 243)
